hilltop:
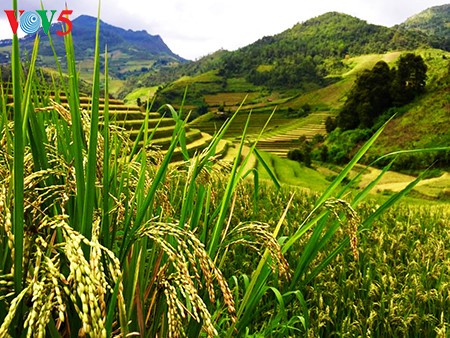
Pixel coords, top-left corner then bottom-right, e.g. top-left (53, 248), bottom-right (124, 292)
top-left (400, 4), bottom-right (450, 50)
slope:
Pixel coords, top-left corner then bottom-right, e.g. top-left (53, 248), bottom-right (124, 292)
top-left (400, 4), bottom-right (450, 51)
top-left (145, 11), bottom-right (436, 111)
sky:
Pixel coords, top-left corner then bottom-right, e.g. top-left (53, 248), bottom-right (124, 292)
top-left (0, 0), bottom-right (449, 60)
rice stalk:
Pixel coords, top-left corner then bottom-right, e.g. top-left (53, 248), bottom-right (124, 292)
top-left (223, 221), bottom-right (291, 279)
top-left (11, 0), bottom-right (25, 295)
top-left (138, 222), bottom-right (236, 336)
top-left (324, 199), bottom-right (360, 260)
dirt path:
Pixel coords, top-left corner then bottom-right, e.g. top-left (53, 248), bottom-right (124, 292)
top-left (358, 167), bottom-right (450, 198)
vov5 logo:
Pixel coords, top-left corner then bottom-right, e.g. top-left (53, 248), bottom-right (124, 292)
top-left (4, 9), bottom-right (73, 36)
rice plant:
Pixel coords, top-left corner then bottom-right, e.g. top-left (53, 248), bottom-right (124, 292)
top-left (0, 2), bottom-right (443, 337)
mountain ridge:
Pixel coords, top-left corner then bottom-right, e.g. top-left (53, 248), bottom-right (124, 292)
top-left (399, 4), bottom-right (450, 51)
top-left (130, 10), bottom-right (436, 96)
top-left (0, 14), bottom-right (186, 82)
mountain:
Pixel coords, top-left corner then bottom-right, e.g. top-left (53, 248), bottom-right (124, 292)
top-left (132, 11), bottom-right (435, 106)
top-left (131, 11), bottom-right (433, 93)
top-left (399, 4), bottom-right (450, 51)
top-left (218, 12), bottom-right (431, 84)
top-left (0, 15), bottom-right (186, 80)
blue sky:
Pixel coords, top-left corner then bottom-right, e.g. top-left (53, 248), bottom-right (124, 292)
top-left (0, 0), bottom-right (448, 59)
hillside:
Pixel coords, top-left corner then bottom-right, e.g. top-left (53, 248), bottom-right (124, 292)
top-left (129, 11), bottom-right (433, 96)
top-left (370, 50), bottom-right (450, 164)
top-left (130, 10), bottom-right (437, 110)
top-left (400, 4), bottom-right (450, 51)
top-left (0, 15), bottom-right (185, 82)
top-left (219, 12), bottom-right (429, 81)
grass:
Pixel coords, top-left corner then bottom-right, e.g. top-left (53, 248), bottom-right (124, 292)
top-left (1, 5), bottom-right (448, 337)
top-left (124, 86), bottom-right (159, 104)
top-left (341, 51), bottom-right (402, 77)
top-left (257, 151), bottom-right (331, 191)
top-left (304, 203), bottom-right (450, 336)
top-left (204, 92), bottom-right (261, 107)
top-left (373, 89), bottom-right (450, 152)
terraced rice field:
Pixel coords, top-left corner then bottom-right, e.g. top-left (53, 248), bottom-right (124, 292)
top-left (189, 111), bottom-right (294, 138)
top-left (203, 92), bottom-right (261, 108)
top-left (3, 89), bottom-right (227, 162)
top-left (190, 109), bottom-right (330, 158)
top-left (255, 111), bottom-right (330, 157)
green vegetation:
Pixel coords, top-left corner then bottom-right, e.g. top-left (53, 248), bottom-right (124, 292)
top-left (217, 12), bottom-right (429, 89)
top-left (3, 5), bottom-right (449, 337)
top-left (123, 86), bottom-right (159, 105)
top-left (258, 151), bottom-right (330, 190)
top-left (118, 9), bottom-right (445, 101)
top-left (400, 4), bottom-right (450, 51)
top-left (337, 53), bottom-right (427, 131)
top-left (317, 50), bottom-right (450, 171)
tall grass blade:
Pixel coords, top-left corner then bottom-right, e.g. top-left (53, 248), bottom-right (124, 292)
top-left (102, 46), bottom-right (111, 246)
top-left (21, 35), bottom-right (39, 136)
top-left (64, 15), bottom-right (85, 228)
top-left (254, 147), bottom-right (281, 189)
top-left (11, 2), bottom-right (24, 294)
top-left (283, 116), bottom-right (392, 251)
top-left (119, 104), bottom-right (184, 262)
top-left (81, 3), bottom-right (102, 240)
top-left (208, 111), bottom-right (252, 258)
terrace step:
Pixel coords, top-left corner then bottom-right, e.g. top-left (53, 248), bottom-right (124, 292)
top-left (103, 118), bottom-right (176, 131)
top-left (138, 129), bottom-right (204, 150)
top-left (170, 133), bottom-right (214, 162)
top-left (170, 137), bottom-right (232, 164)
top-left (127, 125), bottom-right (191, 141)
top-left (99, 110), bottom-right (147, 120)
top-left (255, 115), bottom-right (328, 158)
top-left (3, 87), bottom-right (229, 163)
top-left (78, 103), bottom-right (141, 111)
top-left (3, 93), bottom-right (126, 106)
top-left (59, 95), bottom-right (125, 105)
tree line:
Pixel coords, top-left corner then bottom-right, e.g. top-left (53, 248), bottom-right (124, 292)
top-left (335, 53), bottom-right (428, 131)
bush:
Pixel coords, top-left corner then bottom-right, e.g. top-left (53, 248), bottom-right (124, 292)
top-left (288, 144), bottom-right (312, 167)
top-left (325, 116), bottom-right (337, 133)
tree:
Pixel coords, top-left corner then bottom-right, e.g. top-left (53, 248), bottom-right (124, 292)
top-left (337, 55), bottom-right (428, 131)
top-left (325, 116), bottom-right (337, 133)
top-left (391, 53), bottom-right (427, 105)
top-left (197, 102), bottom-right (208, 116)
top-left (337, 61), bottom-right (393, 130)
top-left (287, 137), bottom-right (312, 167)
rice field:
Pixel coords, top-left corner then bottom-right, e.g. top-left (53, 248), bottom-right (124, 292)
top-left (189, 110), bottom-right (296, 139)
top-left (1, 6), bottom-right (449, 337)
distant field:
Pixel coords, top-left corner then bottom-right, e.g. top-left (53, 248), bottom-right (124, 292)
top-left (342, 51), bottom-right (402, 76)
top-left (189, 110), bottom-right (305, 139)
top-left (256, 151), bottom-right (331, 191)
top-left (283, 77), bottom-right (353, 111)
top-left (124, 86), bottom-right (159, 104)
top-left (173, 71), bottom-right (222, 85)
top-left (358, 167), bottom-right (450, 199)
top-left (255, 152), bottom-right (450, 202)
top-left (203, 92), bottom-right (261, 107)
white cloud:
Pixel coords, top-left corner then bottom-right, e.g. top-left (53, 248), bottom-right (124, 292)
top-left (0, 0), bottom-right (448, 59)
